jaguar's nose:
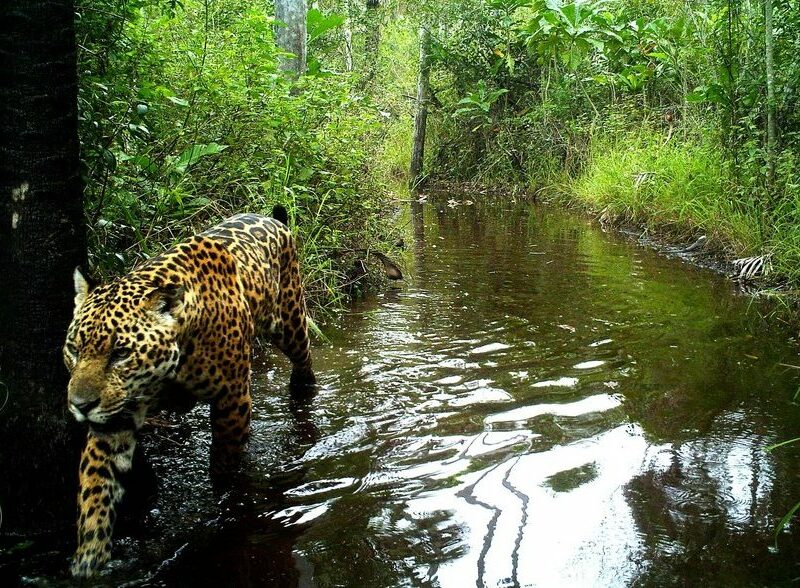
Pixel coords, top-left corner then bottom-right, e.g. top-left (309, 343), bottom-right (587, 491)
top-left (71, 398), bottom-right (100, 416)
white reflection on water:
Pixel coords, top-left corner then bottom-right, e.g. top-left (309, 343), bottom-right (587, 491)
top-left (531, 376), bottom-right (579, 388)
top-left (470, 342), bottom-right (513, 355)
top-left (667, 410), bottom-right (775, 531)
top-left (407, 425), bottom-right (660, 587)
top-left (712, 436), bottom-right (773, 527)
top-left (573, 360), bottom-right (606, 370)
top-left (485, 393), bottom-right (622, 426)
top-left (394, 413), bottom-right (779, 588)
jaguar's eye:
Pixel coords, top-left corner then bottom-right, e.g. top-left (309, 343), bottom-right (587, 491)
top-left (109, 347), bottom-right (133, 365)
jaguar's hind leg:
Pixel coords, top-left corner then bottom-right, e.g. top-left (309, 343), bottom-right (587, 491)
top-left (271, 234), bottom-right (315, 390)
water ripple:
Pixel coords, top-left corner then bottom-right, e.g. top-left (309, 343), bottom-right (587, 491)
top-left (19, 203), bottom-right (800, 587)
top-left (485, 393), bottom-right (623, 426)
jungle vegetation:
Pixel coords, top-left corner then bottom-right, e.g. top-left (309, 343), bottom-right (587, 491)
top-left (72, 0), bottom-right (800, 296)
top-left (3, 0), bottom-right (800, 531)
top-left (424, 0), bottom-right (800, 284)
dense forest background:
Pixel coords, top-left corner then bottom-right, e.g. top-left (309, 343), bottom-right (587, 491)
top-left (77, 0), bottom-right (414, 309)
top-left (76, 0), bottom-right (800, 301)
top-left (426, 0), bottom-right (799, 281)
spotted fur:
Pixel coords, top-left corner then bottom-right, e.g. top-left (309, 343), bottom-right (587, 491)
top-left (63, 211), bottom-right (315, 577)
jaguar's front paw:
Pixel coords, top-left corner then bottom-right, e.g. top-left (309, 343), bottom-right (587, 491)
top-left (70, 538), bottom-right (111, 578)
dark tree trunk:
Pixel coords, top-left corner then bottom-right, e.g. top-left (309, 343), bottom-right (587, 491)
top-left (359, 0), bottom-right (382, 88)
top-left (365, 0), bottom-right (382, 57)
top-left (343, 0), bottom-right (354, 72)
top-left (0, 0), bottom-right (86, 531)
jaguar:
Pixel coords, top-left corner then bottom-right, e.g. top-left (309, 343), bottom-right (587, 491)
top-left (63, 206), bottom-right (315, 577)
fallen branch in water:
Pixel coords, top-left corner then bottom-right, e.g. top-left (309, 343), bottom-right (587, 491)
top-left (322, 247), bottom-right (404, 281)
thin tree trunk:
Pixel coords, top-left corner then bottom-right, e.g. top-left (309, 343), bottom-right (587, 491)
top-left (723, 0), bottom-right (739, 169)
top-left (275, 0), bottom-right (307, 76)
top-left (359, 0), bottom-right (382, 88)
top-left (410, 27), bottom-right (431, 191)
top-left (765, 0), bottom-right (776, 188)
top-left (344, 29), bottom-right (354, 72)
top-left (365, 0), bottom-right (382, 58)
top-left (0, 0), bottom-right (87, 530)
top-left (343, 0), bottom-right (354, 72)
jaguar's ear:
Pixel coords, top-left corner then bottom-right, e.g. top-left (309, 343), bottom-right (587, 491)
top-left (272, 204), bottom-right (289, 226)
top-left (73, 267), bottom-right (94, 311)
top-left (146, 283), bottom-right (186, 320)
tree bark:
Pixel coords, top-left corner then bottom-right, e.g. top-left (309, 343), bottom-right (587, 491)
top-left (765, 0), bottom-right (776, 188)
top-left (364, 0), bottom-right (382, 59)
top-left (358, 0), bottom-right (382, 88)
top-left (343, 0), bottom-right (354, 72)
top-left (409, 27), bottom-right (431, 191)
top-left (344, 26), bottom-right (354, 72)
top-left (275, 0), bottom-right (307, 76)
top-left (0, 0), bottom-right (86, 530)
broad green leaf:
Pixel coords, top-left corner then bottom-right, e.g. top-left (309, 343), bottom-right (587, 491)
top-left (296, 167), bottom-right (314, 181)
top-left (307, 8), bottom-right (345, 43)
top-left (174, 143), bottom-right (229, 174)
top-left (167, 96), bottom-right (190, 107)
top-left (685, 91), bottom-right (707, 103)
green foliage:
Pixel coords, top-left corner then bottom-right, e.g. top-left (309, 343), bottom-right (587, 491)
top-left (307, 8), bottom-right (345, 43)
top-left (423, 0), bottom-right (800, 290)
top-left (76, 0), bottom-right (397, 311)
top-left (453, 81), bottom-right (508, 130)
top-left (521, 0), bottom-right (611, 71)
top-left (366, 17), bottom-right (420, 184)
top-left (568, 126), bottom-right (762, 256)
top-left (71, 0), bottom-right (800, 307)
top-left (766, 163), bottom-right (800, 286)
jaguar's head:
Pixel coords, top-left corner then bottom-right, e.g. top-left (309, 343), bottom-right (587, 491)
top-left (64, 268), bottom-right (186, 429)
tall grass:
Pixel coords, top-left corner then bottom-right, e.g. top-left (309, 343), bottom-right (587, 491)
top-left (565, 129), bottom-right (763, 257)
top-left (769, 185), bottom-right (800, 287)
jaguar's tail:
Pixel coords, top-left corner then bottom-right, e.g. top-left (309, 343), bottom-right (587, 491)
top-left (272, 204), bottom-right (289, 226)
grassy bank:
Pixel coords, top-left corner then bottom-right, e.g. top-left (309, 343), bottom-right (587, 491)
top-left (556, 129), bottom-right (764, 259)
top-left (418, 0), bottom-right (800, 294)
top-left (540, 126), bottom-right (800, 293)
top-left (431, 108), bottom-right (800, 290)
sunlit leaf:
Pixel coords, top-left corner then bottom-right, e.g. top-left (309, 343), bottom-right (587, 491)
top-left (173, 143), bottom-right (229, 174)
top-left (167, 96), bottom-right (190, 107)
top-left (307, 8), bottom-right (345, 43)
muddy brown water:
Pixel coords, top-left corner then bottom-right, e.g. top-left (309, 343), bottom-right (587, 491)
top-left (4, 200), bottom-right (800, 587)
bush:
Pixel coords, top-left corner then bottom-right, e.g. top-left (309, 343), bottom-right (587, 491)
top-left (77, 0), bottom-right (396, 311)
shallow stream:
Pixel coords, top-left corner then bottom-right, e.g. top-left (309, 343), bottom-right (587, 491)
top-left (6, 200), bottom-right (800, 586)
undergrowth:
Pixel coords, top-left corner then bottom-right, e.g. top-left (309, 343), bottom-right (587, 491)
top-left (77, 0), bottom-right (416, 313)
top-left (564, 129), bottom-right (764, 257)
